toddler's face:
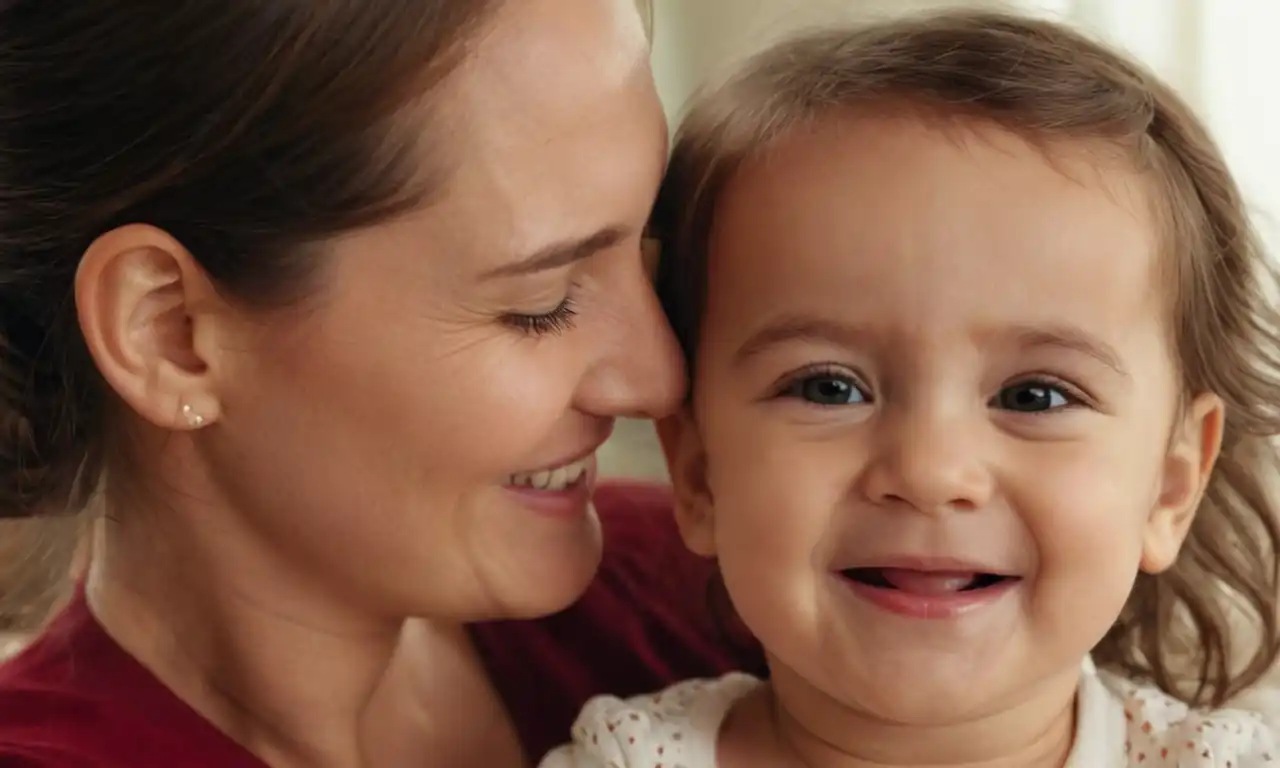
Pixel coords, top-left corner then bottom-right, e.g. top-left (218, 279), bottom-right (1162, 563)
top-left (663, 115), bottom-right (1221, 725)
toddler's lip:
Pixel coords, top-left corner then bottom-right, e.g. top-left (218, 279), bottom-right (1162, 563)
top-left (840, 567), bottom-right (1021, 594)
top-left (837, 554), bottom-right (1019, 578)
top-left (837, 567), bottom-right (1022, 619)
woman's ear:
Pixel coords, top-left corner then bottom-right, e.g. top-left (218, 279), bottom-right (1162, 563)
top-left (75, 224), bottom-right (226, 432)
top-left (655, 409), bottom-right (717, 556)
top-left (1141, 392), bottom-right (1224, 573)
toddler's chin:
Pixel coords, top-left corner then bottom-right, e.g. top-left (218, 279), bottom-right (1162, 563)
top-left (805, 663), bottom-right (1022, 728)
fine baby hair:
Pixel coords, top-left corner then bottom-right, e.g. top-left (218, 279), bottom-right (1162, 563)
top-left (651, 9), bottom-right (1280, 708)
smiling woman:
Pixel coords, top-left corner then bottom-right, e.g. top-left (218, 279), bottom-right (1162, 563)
top-left (0, 2), bottom-right (753, 767)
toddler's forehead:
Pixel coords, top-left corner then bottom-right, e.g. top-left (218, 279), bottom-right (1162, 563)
top-left (696, 114), bottom-right (1166, 362)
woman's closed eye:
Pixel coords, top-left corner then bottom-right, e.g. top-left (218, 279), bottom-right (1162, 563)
top-left (775, 366), bottom-right (871, 407)
top-left (500, 295), bottom-right (578, 336)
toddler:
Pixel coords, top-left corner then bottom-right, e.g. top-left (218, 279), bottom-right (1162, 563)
top-left (542, 9), bottom-right (1280, 768)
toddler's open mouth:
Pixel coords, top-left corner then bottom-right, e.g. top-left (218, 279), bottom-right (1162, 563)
top-left (840, 567), bottom-right (1017, 594)
top-left (838, 566), bottom-right (1021, 619)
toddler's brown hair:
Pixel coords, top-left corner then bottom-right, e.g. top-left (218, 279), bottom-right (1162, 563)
top-left (652, 9), bottom-right (1280, 707)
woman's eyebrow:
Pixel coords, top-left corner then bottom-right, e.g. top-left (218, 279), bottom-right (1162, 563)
top-left (481, 225), bottom-right (631, 279)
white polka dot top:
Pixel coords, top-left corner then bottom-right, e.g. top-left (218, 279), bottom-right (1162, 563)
top-left (538, 660), bottom-right (1277, 767)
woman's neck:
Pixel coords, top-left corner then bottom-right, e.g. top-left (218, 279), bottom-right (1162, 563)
top-left (724, 661), bottom-right (1079, 768)
top-left (86, 503), bottom-right (417, 768)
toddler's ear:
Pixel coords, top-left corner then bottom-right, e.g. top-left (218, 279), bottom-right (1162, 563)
top-left (1142, 392), bottom-right (1224, 573)
top-left (655, 410), bottom-right (717, 557)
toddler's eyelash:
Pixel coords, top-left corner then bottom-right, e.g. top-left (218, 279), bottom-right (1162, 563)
top-left (501, 296), bottom-right (578, 336)
top-left (993, 374), bottom-right (1094, 414)
top-left (770, 363), bottom-right (872, 402)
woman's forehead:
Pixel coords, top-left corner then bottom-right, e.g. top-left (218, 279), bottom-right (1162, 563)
top-left (425, 0), bottom-right (666, 278)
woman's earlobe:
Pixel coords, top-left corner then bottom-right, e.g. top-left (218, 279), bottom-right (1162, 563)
top-left (75, 224), bottom-right (223, 431)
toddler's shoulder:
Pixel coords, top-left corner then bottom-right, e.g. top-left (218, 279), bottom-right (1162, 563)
top-left (538, 673), bottom-right (761, 768)
top-left (1104, 673), bottom-right (1278, 766)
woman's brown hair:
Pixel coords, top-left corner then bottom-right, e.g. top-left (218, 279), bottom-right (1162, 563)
top-left (0, 2), bottom-right (498, 628)
top-left (653, 9), bottom-right (1280, 706)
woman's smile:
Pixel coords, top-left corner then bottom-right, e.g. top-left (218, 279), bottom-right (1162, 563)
top-left (504, 452), bottom-right (599, 519)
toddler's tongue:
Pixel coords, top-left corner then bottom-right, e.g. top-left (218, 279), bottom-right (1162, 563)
top-left (879, 568), bottom-right (978, 594)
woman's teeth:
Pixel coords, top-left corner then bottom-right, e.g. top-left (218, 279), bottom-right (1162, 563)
top-left (508, 456), bottom-right (591, 492)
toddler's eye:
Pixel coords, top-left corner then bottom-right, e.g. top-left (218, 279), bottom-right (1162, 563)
top-left (781, 372), bottom-right (868, 406)
top-left (991, 380), bottom-right (1073, 413)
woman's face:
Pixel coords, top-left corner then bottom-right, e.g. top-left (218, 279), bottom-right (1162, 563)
top-left (205, 0), bottom-right (680, 622)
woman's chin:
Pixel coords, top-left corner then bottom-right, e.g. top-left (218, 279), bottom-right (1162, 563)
top-left (492, 549), bottom-right (604, 620)
top-left (455, 519), bottom-right (605, 621)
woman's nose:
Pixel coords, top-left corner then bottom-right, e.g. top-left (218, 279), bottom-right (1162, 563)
top-left (576, 269), bottom-right (687, 420)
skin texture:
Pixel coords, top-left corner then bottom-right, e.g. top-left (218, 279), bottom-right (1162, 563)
top-left (71, 0), bottom-right (681, 766)
top-left (660, 115), bottom-right (1222, 767)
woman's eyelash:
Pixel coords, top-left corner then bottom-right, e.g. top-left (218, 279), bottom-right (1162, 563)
top-left (501, 297), bottom-right (578, 336)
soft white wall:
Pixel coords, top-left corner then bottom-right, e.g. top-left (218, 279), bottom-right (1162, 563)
top-left (1201, 2), bottom-right (1280, 249)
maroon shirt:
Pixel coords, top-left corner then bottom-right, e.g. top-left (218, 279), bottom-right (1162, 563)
top-left (0, 482), bottom-right (761, 766)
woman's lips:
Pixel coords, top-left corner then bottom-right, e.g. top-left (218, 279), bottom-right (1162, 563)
top-left (503, 453), bottom-right (598, 519)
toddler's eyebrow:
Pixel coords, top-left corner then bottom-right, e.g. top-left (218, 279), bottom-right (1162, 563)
top-left (734, 316), bottom-right (872, 366)
top-left (1007, 324), bottom-right (1130, 379)
top-left (734, 315), bottom-right (1130, 379)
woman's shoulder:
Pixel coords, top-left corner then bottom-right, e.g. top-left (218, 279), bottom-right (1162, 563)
top-left (1, 600), bottom-right (118, 762)
top-left (0, 592), bottom-right (265, 768)
top-left (470, 480), bottom-right (765, 761)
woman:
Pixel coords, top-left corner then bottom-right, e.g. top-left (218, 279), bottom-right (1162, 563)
top-left (0, 1), bottom-right (754, 766)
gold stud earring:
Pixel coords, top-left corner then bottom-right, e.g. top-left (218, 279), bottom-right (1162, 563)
top-left (182, 403), bottom-right (205, 428)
